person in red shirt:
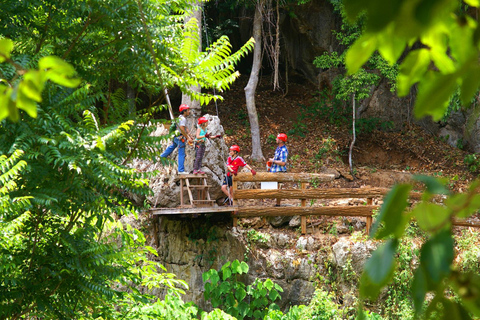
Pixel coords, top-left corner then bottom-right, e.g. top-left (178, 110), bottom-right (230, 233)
top-left (221, 145), bottom-right (256, 205)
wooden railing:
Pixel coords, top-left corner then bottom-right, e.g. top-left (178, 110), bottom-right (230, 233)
top-left (232, 172), bottom-right (384, 234)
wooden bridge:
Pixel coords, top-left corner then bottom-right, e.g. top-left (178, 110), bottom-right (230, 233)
top-left (150, 172), bottom-right (392, 234)
top-left (150, 171), bottom-right (480, 234)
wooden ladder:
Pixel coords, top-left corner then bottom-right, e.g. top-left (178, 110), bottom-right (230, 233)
top-left (179, 174), bottom-right (215, 208)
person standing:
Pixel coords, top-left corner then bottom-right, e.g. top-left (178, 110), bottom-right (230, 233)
top-left (269, 133), bottom-right (288, 172)
top-left (160, 104), bottom-right (193, 174)
top-left (221, 145), bottom-right (256, 204)
top-left (193, 117), bottom-right (208, 174)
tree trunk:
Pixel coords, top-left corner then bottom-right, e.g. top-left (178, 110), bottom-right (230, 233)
top-left (349, 93), bottom-right (356, 177)
top-left (244, 0), bottom-right (265, 161)
top-left (182, 2), bottom-right (202, 118)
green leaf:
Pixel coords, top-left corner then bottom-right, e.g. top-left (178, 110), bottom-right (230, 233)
top-left (360, 239), bottom-right (398, 300)
top-left (377, 26), bottom-right (407, 64)
top-left (413, 175), bottom-right (450, 195)
top-left (0, 39), bottom-right (14, 62)
top-left (365, 0), bottom-right (403, 32)
top-left (222, 268), bottom-right (232, 281)
top-left (464, 0), bottom-right (480, 6)
top-left (235, 287), bottom-right (246, 302)
top-left (264, 278), bottom-right (273, 291)
top-left (365, 239), bottom-right (398, 284)
top-left (397, 48), bottom-right (430, 96)
top-left (231, 259), bottom-right (241, 273)
top-left (240, 261), bottom-right (249, 274)
top-left (0, 86), bottom-right (12, 121)
top-left (39, 56), bottom-right (81, 88)
top-left (268, 289), bottom-right (280, 302)
top-left (412, 202), bottom-right (450, 233)
top-left (446, 193), bottom-right (480, 218)
top-left (16, 90), bottom-right (37, 118)
top-left (411, 267), bottom-right (428, 315)
top-left (420, 229), bottom-right (453, 285)
top-left (415, 71), bottom-right (458, 120)
top-left (460, 64), bottom-right (480, 107)
top-left (370, 184), bottom-right (411, 239)
top-left (346, 33), bottom-right (378, 75)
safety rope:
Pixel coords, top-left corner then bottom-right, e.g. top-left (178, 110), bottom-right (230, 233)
top-left (202, 5), bottom-right (219, 118)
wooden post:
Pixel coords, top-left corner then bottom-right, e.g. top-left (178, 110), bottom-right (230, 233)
top-left (232, 178), bottom-right (238, 228)
top-left (180, 177), bottom-right (184, 206)
top-left (366, 198), bottom-right (373, 234)
top-left (301, 182), bottom-right (307, 235)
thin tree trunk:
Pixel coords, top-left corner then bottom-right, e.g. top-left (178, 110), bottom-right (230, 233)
top-left (182, 2), bottom-right (202, 118)
top-left (273, 0), bottom-right (280, 90)
top-left (244, 0), bottom-right (265, 161)
top-left (349, 93), bottom-right (356, 177)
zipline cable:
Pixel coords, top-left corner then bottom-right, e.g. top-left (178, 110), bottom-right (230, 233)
top-left (202, 5), bottom-right (219, 118)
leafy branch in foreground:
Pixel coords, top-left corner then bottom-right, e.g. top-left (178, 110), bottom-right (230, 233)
top-left (358, 177), bottom-right (480, 319)
top-left (343, 0), bottom-right (480, 121)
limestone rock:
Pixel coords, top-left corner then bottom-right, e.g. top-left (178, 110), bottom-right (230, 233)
top-left (131, 115), bottom-right (230, 208)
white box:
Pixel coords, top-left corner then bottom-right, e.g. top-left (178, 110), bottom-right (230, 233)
top-left (261, 181), bottom-right (278, 189)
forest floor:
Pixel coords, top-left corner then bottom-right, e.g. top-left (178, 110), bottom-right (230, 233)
top-left (204, 75), bottom-right (476, 191)
top-left (203, 75), bottom-right (480, 233)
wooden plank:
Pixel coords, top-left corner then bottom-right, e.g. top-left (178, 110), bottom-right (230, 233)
top-left (366, 198), bottom-right (373, 234)
top-left (235, 205), bottom-right (379, 218)
top-left (185, 178), bottom-right (195, 206)
top-left (233, 179), bottom-right (238, 228)
top-left (180, 178), bottom-right (184, 206)
top-left (151, 206), bottom-right (237, 215)
top-left (235, 172), bottom-right (336, 183)
top-left (233, 188), bottom-right (427, 201)
top-left (301, 182), bottom-right (307, 235)
top-left (452, 220), bottom-right (480, 228)
top-left (234, 187), bottom-right (389, 200)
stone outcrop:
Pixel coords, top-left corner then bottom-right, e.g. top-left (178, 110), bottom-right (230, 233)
top-left (144, 214), bottom-right (377, 311)
top-left (131, 114), bottom-right (229, 208)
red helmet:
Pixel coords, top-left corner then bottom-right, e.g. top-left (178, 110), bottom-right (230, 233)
top-left (179, 104), bottom-right (190, 113)
top-left (230, 145), bottom-right (240, 152)
top-left (277, 133), bottom-right (287, 142)
top-left (198, 117), bottom-right (208, 125)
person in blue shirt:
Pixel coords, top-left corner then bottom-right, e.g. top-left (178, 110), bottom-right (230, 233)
top-left (160, 104), bottom-right (193, 174)
top-left (269, 133), bottom-right (288, 173)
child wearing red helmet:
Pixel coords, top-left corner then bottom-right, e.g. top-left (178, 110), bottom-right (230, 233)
top-left (193, 117), bottom-right (209, 174)
top-left (269, 133), bottom-right (288, 173)
top-left (221, 145), bottom-right (256, 205)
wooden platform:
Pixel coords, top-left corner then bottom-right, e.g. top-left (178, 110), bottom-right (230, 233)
top-left (151, 206), bottom-right (237, 215)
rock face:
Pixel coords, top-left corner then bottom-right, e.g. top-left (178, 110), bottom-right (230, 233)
top-left (131, 114), bottom-right (229, 208)
top-left (148, 215), bottom-right (377, 311)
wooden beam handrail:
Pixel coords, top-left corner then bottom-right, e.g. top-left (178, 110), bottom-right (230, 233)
top-left (234, 172), bottom-right (336, 183)
top-left (234, 205), bottom-right (379, 218)
top-left (233, 187), bottom-right (426, 201)
top-left (234, 187), bottom-right (390, 200)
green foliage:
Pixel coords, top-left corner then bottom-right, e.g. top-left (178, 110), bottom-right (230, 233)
top-left (263, 305), bottom-right (306, 320)
top-left (203, 260), bottom-right (283, 320)
top-left (315, 137), bottom-right (337, 160)
top-left (464, 153), bottom-right (480, 172)
top-left (0, 0), bottom-right (255, 318)
top-left (455, 229), bottom-right (480, 273)
top-left (300, 289), bottom-right (341, 320)
top-left (343, 0), bottom-right (480, 121)
top-left (357, 176), bottom-right (480, 319)
top-left (246, 229), bottom-right (271, 245)
top-left (314, 2), bottom-right (398, 103)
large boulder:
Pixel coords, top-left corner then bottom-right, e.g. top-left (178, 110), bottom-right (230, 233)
top-left (131, 114), bottom-right (229, 208)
